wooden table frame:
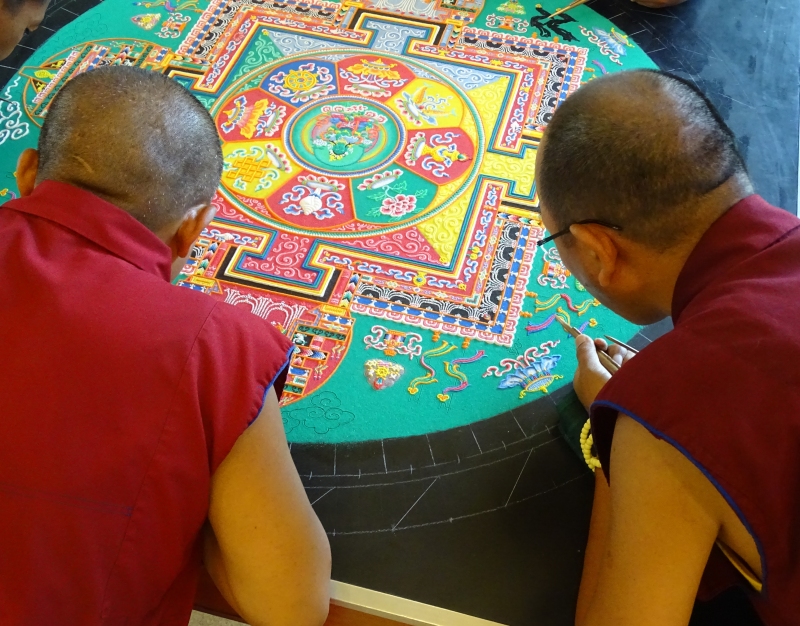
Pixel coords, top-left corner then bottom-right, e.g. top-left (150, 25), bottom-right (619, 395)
top-left (196, 570), bottom-right (505, 626)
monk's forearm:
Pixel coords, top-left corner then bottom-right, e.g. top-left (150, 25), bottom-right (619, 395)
top-left (202, 523), bottom-right (250, 619)
top-left (576, 469), bottom-right (612, 626)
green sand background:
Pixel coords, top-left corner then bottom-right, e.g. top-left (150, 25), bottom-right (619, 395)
top-left (0, 0), bottom-right (657, 444)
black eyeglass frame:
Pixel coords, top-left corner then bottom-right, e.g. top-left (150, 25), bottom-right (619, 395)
top-left (536, 219), bottom-right (623, 246)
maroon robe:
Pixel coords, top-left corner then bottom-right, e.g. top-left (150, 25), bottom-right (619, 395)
top-left (591, 195), bottom-right (800, 626)
top-left (0, 182), bottom-right (293, 624)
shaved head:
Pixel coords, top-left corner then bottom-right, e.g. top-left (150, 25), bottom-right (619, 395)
top-left (537, 70), bottom-right (751, 250)
top-left (37, 65), bottom-right (223, 232)
top-left (1, 0), bottom-right (46, 12)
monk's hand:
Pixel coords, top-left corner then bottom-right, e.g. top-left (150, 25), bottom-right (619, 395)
top-left (632, 0), bottom-right (688, 8)
top-left (573, 335), bottom-right (636, 410)
top-left (594, 338), bottom-right (636, 367)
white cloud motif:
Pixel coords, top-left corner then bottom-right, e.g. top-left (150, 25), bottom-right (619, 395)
top-left (0, 78), bottom-right (30, 146)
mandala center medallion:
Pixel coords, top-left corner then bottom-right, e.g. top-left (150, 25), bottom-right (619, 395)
top-left (211, 50), bottom-right (484, 238)
top-left (285, 97), bottom-right (406, 178)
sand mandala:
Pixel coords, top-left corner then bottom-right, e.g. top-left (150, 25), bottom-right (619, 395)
top-left (0, 0), bottom-right (657, 443)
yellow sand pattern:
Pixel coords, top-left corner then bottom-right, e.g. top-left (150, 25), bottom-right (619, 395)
top-left (418, 77), bottom-right (506, 263)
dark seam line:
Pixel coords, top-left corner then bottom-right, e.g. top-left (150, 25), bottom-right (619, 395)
top-left (99, 299), bottom-right (220, 616)
top-left (0, 205), bottom-right (158, 274)
top-left (250, 344), bottom-right (296, 426)
top-left (762, 222), bottom-right (800, 250)
top-left (593, 400), bottom-right (769, 596)
top-left (0, 481), bottom-right (133, 517)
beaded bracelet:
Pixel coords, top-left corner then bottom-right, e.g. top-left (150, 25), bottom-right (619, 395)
top-left (580, 418), bottom-right (602, 472)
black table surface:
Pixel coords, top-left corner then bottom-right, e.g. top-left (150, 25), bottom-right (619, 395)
top-left (297, 3), bottom-right (800, 624)
top-left (2, 1), bottom-right (798, 625)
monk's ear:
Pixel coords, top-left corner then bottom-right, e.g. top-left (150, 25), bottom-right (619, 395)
top-left (16, 149), bottom-right (40, 197)
top-left (172, 203), bottom-right (216, 259)
top-left (569, 223), bottom-right (619, 288)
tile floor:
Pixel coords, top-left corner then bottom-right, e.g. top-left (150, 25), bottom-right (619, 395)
top-left (0, 0), bottom-right (103, 88)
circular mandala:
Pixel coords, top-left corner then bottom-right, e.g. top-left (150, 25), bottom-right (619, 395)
top-left (285, 97), bottom-right (406, 178)
top-left (212, 50), bottom-right (484, 238)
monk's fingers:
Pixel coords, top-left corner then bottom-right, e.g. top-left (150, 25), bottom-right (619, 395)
top-left (621, 350), bottom-right (636, 364)
top-left (573, 335), bottom-right (611, 410)
top-left (606, 344), bottom-right (629, 365)
top-left (593, 338), bottom-right (609, 351)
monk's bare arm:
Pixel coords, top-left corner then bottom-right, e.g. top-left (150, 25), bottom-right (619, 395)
top-left (576, 415), bottom-right (722, 626)
top-left (204, 388), bottom-right (331, 626)
top-left (576, 469), bottom-right (612, 625)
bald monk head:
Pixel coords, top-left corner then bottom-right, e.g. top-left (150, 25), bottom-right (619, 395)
top-left (535, 70), bottom-right (753, 325)
top-left (16, 65), bottom-right (223, 273)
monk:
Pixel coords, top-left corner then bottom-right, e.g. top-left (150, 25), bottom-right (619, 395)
top-left (536, 70), bottom-right (799, 626)
top-left (0, 66), bottom-right (330, 625)
top-left (0, 0), bottom-right (48, 60)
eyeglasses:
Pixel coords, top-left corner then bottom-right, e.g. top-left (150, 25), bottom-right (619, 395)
top-left (536, 219), bottom-right (623, 246)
